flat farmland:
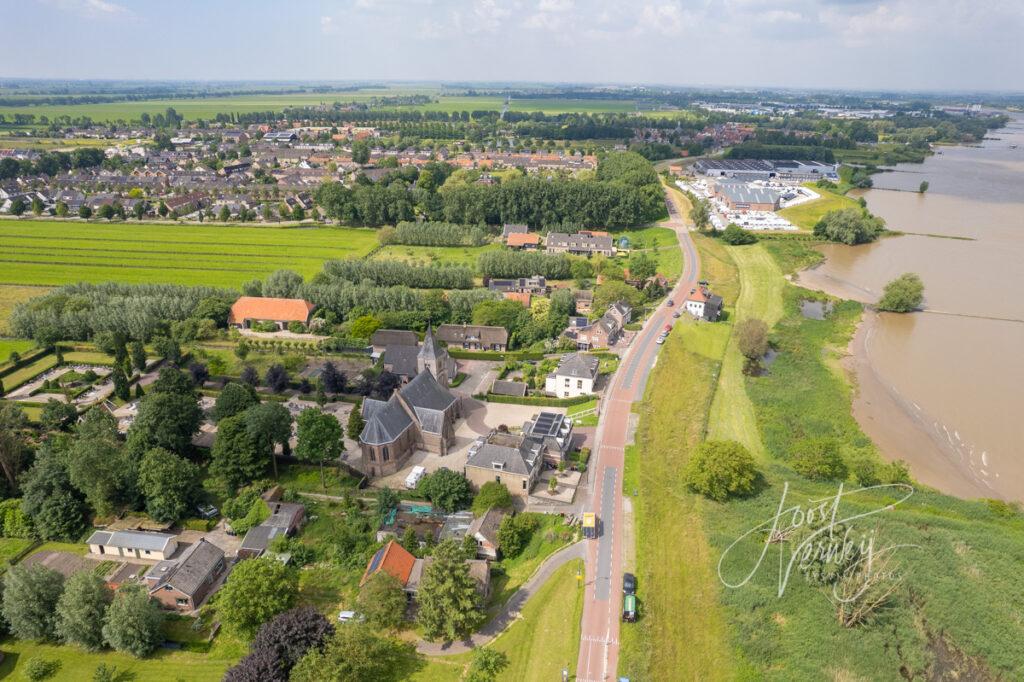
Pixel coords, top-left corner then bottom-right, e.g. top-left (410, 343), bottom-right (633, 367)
top-left (0, 220), bottom-right (378, 288)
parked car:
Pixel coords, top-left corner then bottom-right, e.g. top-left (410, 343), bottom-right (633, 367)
top-left (338, 611), bottom-right (365, 623)
top-left (667, 299), bottom-right (674, 307)
top-left (196, 504), bottom-right (219, 520)
top-left (664, 324), bottom-right (672, 333)
top-left (623, 572), bottom-right (637, 594)
top-left (656, 335), bottom-right (666, 345)
top-left (622, 593), bottom-right (637, 622)
top-left (673, 311), bottom-right (681, 319)
top-left (405, 465), bottom-right (426, 489)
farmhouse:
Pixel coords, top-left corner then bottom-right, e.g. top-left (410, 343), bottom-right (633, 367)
top-left (358, 368), bottom-right (462, 477)
top-left (87, 530), bottom-right (177, 561)
top-left (371, 329), bottom-right (418, 355)
top-left (545, 353), bottom-right (599, 398)
top-left (685, 285), bottom-right (724, 321)
top-left (435, 324), bottom-right (509, 352)
top-left (145, 539), bottom-right (227, 612)
top-left (505, 232), bottom-right (541, 249)
top-left (227, 296), bottom-right (316, 330)
top-left (360, 539), bottom-right (490, 597)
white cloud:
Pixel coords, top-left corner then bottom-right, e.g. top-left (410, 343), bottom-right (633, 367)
top-left (635, 2), bottom-right (689, 36)
top-left (320, 16), bottom-right (339, 34)
top-left (40, 0), bottom-right (130, 17)
top-left (419, 18), bottom-right (443, 39)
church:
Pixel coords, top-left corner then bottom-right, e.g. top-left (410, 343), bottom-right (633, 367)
top-left (358, 328), bottom-right (463, 478)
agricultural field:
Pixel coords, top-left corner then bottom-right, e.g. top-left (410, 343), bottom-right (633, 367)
top-left (0, 338), bottom-right (36, 363)
top-left (777, 183), bottom-right (860, 230)
top-left (0, 220), bottom-right (378, 288)
top-left (372, 243), bottom-right (500, 269)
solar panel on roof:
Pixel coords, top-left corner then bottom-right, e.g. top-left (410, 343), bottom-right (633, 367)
top-left (367, 547), bottom-right (386, 574)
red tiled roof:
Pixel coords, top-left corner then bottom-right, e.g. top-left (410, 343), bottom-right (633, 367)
top-left (227, 296), bottom-right (315, 324)
top-left (504, 292), bottom-right (532, 307)
top-left (360, 540), bottom-right (416, 587)
top-left (686, 288), bottom-right (707, 303)
top-left (506, 233), bottom-right (541, 247)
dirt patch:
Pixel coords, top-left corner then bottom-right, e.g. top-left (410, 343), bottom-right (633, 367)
top-left (21, 551), bottom-right (90, 577)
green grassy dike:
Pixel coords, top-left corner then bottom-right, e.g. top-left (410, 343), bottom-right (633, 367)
top-left (622, 235), bottom-right (1024, 680)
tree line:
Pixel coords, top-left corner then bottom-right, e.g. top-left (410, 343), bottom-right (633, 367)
top-left (477, 250), bottom-right (571, 279)
top-left (318, 259), bottom-right (474, 290)
top-left (380, 221), bottom-right (490, 247)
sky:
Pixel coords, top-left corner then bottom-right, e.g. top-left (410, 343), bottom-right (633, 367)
top-left (2, 0), bottom-right (1023, 92)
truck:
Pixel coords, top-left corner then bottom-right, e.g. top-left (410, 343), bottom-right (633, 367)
top-left (405, 465), bottom-right (426, 489)
top-left (582, 513), bottom-right (597, 539)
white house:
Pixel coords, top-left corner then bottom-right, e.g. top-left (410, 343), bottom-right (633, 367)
top-left (545, 353), bottom-right (599, 399)
top-left (87, 530), bottom-right (178, 561)
top-left (684, 286), bottom-right (724, 322)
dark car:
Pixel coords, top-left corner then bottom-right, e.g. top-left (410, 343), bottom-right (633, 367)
top-left (667, 299), bottom-right (674, 307)
top-left (623, 572), bottom-right (637, 595)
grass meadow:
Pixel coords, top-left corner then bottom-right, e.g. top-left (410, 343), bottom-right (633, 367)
top-left (0, 285), bottom-right (50, 335)
top-left (0, 220), bottom-right (378, 288)
top-left (778, 183), bottom-right (861, 230)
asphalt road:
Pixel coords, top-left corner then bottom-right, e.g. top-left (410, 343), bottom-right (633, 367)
top-left (575, 192), bottom-right (701, 681)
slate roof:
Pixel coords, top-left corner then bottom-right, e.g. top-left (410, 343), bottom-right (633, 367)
top-left (147, 539), bottom-right (224, 598)
top-left (359, 370), bottom-right (456, 444)
top-left (468, 508), bottom-right (506, 546)
top-left (384, 345), bottom-right (419, 377)
top-left (401, 369), bottom-right (456, 412)
top-left (552, 353), bottom-right (599, 380)
top-left (491, 379), bottom-right (528, 397)
top-left (87, 530), bottom-right (176, 554)
top-left (372, 329), bottom-right (418, 348)
top-left (466, 432), bottom-right (543, 476)
top-left (360, 397), bottom-right (413, 445)
top-left (240, 524), bottom-right (284, 554)
top-left (436, 324), bottom-right (509, 348)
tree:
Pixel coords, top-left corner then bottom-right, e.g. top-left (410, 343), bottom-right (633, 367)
top-left (496, 513), bottom-right (540, 558)
top-left (349, 315), bottom-right (382, 340)
top-left (346, 402), bottom-right (366, 440)
top-left (56, 571), bottom-right (112, 651)
top-left (128, 340), bottom-right (147, 372)
top-left (9, 198), bottom-right (26, 216)
top-left (110, 364), bottom-right (130, 401)
top-left (0, 402), bottom-right (28, 491)
top-left (290, 624), bottom-right (409, 682)
top-left (689, 196), bottom-right (710, 230)
top-left (127, 390), bottom-right (202, 456)
top-left (683, 440), bottom-right (759, 502)
top-left (466, 649), bottom-right (509, 682)
top-left (919, 180), bottom-right (929, 193)
top-left (217, 557), bottom-right (298, 638)
top-left (21, 444), bottom-right (88, 540)
top-left (736, 318), bottom-right (769, 361)
top-left (263, 269), bottom-right (304, 299)
top-left (213, 382), bottom-right (260, 422)
top-left (419, 468), bottom-right (473, 513)
top-left (721, 223), bottom-right (758, 245)
top-left (102, 584), bottom-right (164, 657)
top-left (628, 251), bottom-right (657, 281)
top-left (790, 438), bottom-right (848, 481)
top-left (234, 339), bottom-right (250, 360)
top-left (295, 409), bottom-right (343, 488)
top-left (152, 366), bottom-right (194, 396)
top-left (218, 205), bottom-right (232, 222)
top-left (265, 364), bottom-right (290, 393)
top-left (151, 335), bottom-right (181, 364)
top-left (570, 258), bottom-right (594, 286)
top-left (356, 572), bottom-right (407, 631)
top-left (39, 399), bottom-right (77, 432)
top-left (593, 280), bottom-right (642, 313)
top-left (877, 273), bottom-right (924, 313)
top-left (68, 409), bottom-right (131, 517)
top-left (471, 481), bottom-right (513, 516)
top-left (376, 487), bottom-right (399, 519)
top-left (351, 139), bottom-right (371, 164)
top-left (138, 447), bottom-right (201, 523)
top-left (211, 413), bottom-right (266, 492)
top-left (2, 564), bottom-right (65, 641)
top-left (240, 365), bottom-right (259, 386)
top-left (79, 205), bottom-right (93, 219)
top-left (244, 401), bottom-right (293, 477)
top-left (55, 201), bottom-right (68, 217)
top-left (226, 607), bottom-right (334, 682)
top-left (813, 208), bottom-right (885, 245)
top-left (320, 361), bottom-right (346, 394)
top-left (416, 539), bottom-right (483, 641)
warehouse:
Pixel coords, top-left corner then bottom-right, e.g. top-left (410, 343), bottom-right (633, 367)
top-left (715, 183), bottom-right (781, 212)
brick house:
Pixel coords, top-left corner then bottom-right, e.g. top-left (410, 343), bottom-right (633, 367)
top-left (146, 539), bottom-right (227, 612)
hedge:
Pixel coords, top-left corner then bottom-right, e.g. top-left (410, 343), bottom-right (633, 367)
top-left (0, 346), bottom-right (50, 379)
top-left (474, 392), bottom-right (594, 407)
top-left (448, 349), bottom-right (546, 362)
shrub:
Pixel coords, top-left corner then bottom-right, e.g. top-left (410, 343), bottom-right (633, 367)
top-left (471, 481), bottom-right (514, 515)
top-left (812, 208), bottom-right (884, 245)
top-left (683, 440), bottom-right (759, 502)
top-left (721, 223), bottom-right (758, 245)
top-left (735, 318), bottom-right (769, 361)
top-left (789, 438), bottom-right (848, 481)
top-left (877, 273), bottom-right (924, 313)
top-left (22, 657), bottom-right (60, 681)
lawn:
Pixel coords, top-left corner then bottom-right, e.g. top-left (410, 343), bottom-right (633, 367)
top-left (277, 463), bottom-right (363, 496)
top-left (617, 323), bottom-right (736, 681)
top-left (0, 638), bottom-right (234, 680)
top-left (1, 352), bottom-right (58, 390)
top-left (611, 226), bottom-right (682, 281)
top-left (705, 243), bottom-right (785, 458)
top-left (0, 537), bottom-right (36, 565)
top-left (777, 183), bottom-right (860, 231)
top-left (0, 220), bottom-right (379, 288)
top-left (486, 514), bottom-right (575, 614)
top-left (372, 243), bottom-right (500, 270)
top-left (0, 338), bottom-right (36, 363)
top-left (566, 399), bottom-right (599, 426)
top-left (0, 285), bottom-right (49, 335)
top-left (412, 558), bottom-right (586, 682)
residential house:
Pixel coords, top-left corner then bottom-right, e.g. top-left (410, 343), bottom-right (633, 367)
top-left (573, 290), bottom-right (594, 314)
top-left (487, 276), bottom-right (548, 295)
top-left (360, 539), bottom-right (490, 598)
top-left (545, 353), bottom-right (599, 399)
top-left (464, 431), bottom-right (544, 498)
top-left (146, 539), bottom-right (227, 612)
top-left (238, 495), bottom-right (306, 560)
top-left (522, 411), bottom-right (575, 465)
top-left (406, 556), bottom-right (490, 599)
top-left (87, 530), bottom-right (178, 561)
top-left (567, 302), bottom-right (632, 350)
top-left (371, 329), bottom-right (418, 356)
top-left (467, 508), bottom-right (506, 560)
top-left (506, 232), bottom-right (541, 249)
top-left (359, 369), bottom-right (462, 477)
top-left (227, 296), bottom-right (316, 330)
top-left (545, 231), bottom-right (615, 257)
top-left (163, 191), bottom-right (208, 215)
top-left (435, 324), bottom-right (509, 352)
top-left (684, 286), bottom-right (724, 321)
top-left (501, 223), bottom-right (528, 238)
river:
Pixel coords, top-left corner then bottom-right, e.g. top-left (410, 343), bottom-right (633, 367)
top-left (798, 113), bottom-right (1024, 502)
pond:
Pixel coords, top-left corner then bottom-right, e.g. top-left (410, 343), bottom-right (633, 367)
top-left (799, 299), bottom-right (834, 320)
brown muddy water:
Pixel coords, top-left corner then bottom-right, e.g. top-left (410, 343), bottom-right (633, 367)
top-left (798, 114), bottom-right (1024, 502)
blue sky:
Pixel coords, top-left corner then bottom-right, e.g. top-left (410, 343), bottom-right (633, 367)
top-left (2, 0), bottom-right (1022, 91)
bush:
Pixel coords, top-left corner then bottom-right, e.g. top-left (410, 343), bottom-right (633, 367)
top-left (721, 224), bottom-right (758, 245)
top-left (419, 468), bottom-right (473, 513)
top-left (735, 318), bottom-right (769, 361)
top-left (471, 481), bottom-right (514, 516)
top-left (877, 273), bottom-right (924, 313)
top-left (287, 321), bottom-right (307, 334)
top-left (790, 438), bottom-right (848, 481)
top-left (683, 440), bottom-right (759, 502)
top-left (812, 208), bottom-right (884, 245)
top-left (497, 513), bottom-right (542, 558)
top-left (22, 657), bottom-right (60, 681)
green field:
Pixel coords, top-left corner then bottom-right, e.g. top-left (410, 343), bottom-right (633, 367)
top-left (613, 225), bottom-right (683, 281)
top-left (0, 220), bottom-right (379, 288)
top-left (0, 285), bottom-right (49, 334)
top-left (0, 338), bottom-right (36, 363)
top-left (413, 559), bottom-right (585, 682)
top-left (0, 537), bottom-right (36, 565)
top-left (777, 183), bottom-right (860, 230)
top-left (372, 243), bottom-right (500, 269)
top-left (2, 352), bottom-right (58, 390)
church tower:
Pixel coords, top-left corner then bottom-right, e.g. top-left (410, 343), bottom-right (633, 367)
top-left (417, 326), bottom-right (450, 386)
